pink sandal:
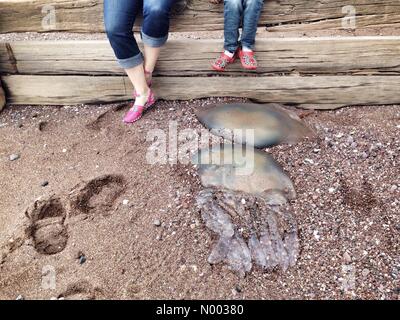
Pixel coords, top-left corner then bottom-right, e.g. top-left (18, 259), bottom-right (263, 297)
top-left (123, 89), bottom-right (156, 124)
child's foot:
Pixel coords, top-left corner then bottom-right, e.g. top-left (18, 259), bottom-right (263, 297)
top-left (238, 48), bottom-right (257, 70)
top-left (212, 51), bottom-right (236, 72)
top-left (123, 89), bottom-right (156, 124)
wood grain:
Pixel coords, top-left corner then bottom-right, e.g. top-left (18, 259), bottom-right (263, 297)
top-left (3, 75), bottom-right (400, 109)
top-left (0, 0), bottom-right (399, 33)
top-left (3, 37), bottom-right (400, 76)
top-left (0, 81), bottom-right (5, 111)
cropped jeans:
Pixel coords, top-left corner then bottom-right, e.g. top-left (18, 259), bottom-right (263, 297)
top-left (104, 0), bottom-right (176, 69)
top-left (224, 0), bottom-right (265, 52)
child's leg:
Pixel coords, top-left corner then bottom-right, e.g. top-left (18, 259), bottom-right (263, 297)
top-left (241, 0), bottom-right (264, 51)
top-left (212, 0), bottom-right (243, 71)
top-left (224, 0), bottom-right (244, 53)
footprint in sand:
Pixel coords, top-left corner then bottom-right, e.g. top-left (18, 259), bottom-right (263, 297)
top-left (23, 174), bottom-right (126, 255)
top-left (69, 174), bottom-right (126, 217)
top-left (25, 196), bottom-right (68, 255)
top-left (58, 280), bottom-right (98, 300)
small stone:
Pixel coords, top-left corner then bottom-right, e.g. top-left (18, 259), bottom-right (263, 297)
top-left (75, 251), bottom-right (86, 264)
top-left (343, 251), bottom-right (352, 263)
top-left (361, 152), bottom-right (368, 159)
top-left (62, 149), bottom-right (67, 153)
top-left (41, 181), bottom-right (49, 187)
top-left (390, 185), bottom-right (398, 192)
top-left (9, 154), bottom-right (20, 161)
top-left (122, 199), bottom-right (129, 205)
top-left (304, 158), bottom-right (314, 165)
top-left (79, 255), bottom-right (87, 265)
top-left (346, 136), bottom-right (354, 144)
top-left (50, 297), bottom-right (57, 300)
top-left (241, 198), bottom-right (246, 205)
top-left (16, 295), bottom-right (24, 300)
top-left (153, 219), bottom-right (161, 227)
top-left (362, 269), bottom-right (370, 277)
top-left (328, 187), bottom-right (336, 194)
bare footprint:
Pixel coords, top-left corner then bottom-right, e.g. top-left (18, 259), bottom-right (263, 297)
top-left (25, 196), bottom-right (68, 255)
top-left (58, 281), bottom-right (97, 300)
top-left (69, 174), bottom-right (126, 217)
top-left (86, 109), bottom-right (115, 131)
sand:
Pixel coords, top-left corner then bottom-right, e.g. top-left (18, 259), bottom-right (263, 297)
top-left (0, 27), bottom-right (399, 300)
top-left (0, 98), bottom-right (399, 300)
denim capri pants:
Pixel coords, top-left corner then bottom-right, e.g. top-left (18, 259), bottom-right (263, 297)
top-left (104, 0), bottom-right (177, 69)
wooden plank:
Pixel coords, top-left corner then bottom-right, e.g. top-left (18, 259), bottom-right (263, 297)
top-left (0, 80), bottom-right (5, 111)
top-left (5, 37), bottom-right (400, 76)
top-left (3, 75), bottom-right (400, 108)
top-left (0, 43), bottom-right (17, 74)
top-left (0, 0), bottom-right (399, 33)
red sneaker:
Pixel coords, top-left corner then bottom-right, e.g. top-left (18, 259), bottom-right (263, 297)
top-left (212, 51), bottom-right (236, 72)
top-left (238, 48), bottom-right (257, 70)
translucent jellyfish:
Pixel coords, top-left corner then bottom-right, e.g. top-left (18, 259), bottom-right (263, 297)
top-left (196, 103), bottom-right (313, 148)
top-left (196, 189), bottom-right (299, 277)
top-left (193, 144), bottom-right (296, 200)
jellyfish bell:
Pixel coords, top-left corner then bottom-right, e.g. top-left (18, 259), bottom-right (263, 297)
top-left (195, 103), bottom-right (314, 148)
top-left (192, 144), bottom-right (296, 200)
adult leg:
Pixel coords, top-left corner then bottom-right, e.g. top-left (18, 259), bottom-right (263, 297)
top-left (142, 0), bottom-right (177, 75)
top-left (104, 0), bottom-right (149, 103)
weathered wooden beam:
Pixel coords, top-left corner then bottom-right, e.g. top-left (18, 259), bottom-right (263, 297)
top-left (4, 37), bottom-right (400, 76)
top-left (0, 43), bottom-right (17, 75)
top-left (3, 75), bottom-right (400, 109)
top-left (0, 0), bottom-right (399, 33)
top-left (0, 80), bottom-right (5, 111)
